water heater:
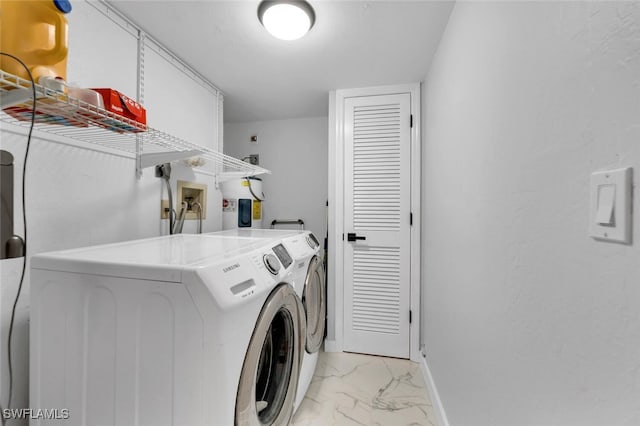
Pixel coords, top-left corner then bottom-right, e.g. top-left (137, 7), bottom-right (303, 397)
top-left (221, 177), bottom-right (264, 229)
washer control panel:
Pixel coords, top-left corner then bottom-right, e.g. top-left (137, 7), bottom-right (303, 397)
top-left (271, 243), bottom-right (293, 269)
top-left (263, 253), bottom-right (281, 275)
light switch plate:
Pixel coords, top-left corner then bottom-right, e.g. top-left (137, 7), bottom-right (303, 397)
top-left (589, 167), bottom-right (632, 244)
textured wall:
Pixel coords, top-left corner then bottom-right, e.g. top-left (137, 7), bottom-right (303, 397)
top-left (422, 2), bottom-right (640, 425)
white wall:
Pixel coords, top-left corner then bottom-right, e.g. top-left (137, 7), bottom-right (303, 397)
top-left (0, 1), bottom-right (222, 417)
top-left (422, 2), bottom-right (640, 426)
top-left (224, 117), bottom-right (328, 241)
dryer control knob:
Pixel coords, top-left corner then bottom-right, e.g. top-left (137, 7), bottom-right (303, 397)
top-left (306, 234), bottom-right (319, 248)
top-left (263, 253), bottom-right (281, 275)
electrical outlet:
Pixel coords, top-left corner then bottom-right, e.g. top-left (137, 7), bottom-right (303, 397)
top-left (249, 154), bottom-right (259, 165)
top-left (161, 199), bottom-right (170, 219)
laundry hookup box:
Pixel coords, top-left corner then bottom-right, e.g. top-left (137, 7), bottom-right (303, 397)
top-left (90, 88), bottom-right (147, 133)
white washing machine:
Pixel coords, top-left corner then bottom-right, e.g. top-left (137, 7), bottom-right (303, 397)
top-left (30, 234), bottom-right (304, 425)
top-left (210, 228), bottom-right (301, 240)
top-left (209, 229), bottom-right (326, 411)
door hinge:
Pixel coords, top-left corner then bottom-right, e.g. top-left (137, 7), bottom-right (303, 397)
top-left (342, 233), bottom-right (344, 241)
top-left (410, 212), bottom-right (413, 226)
top-left (410, 114), bottom-right (413, 128)
top-left (409, 310), bottom-right (412, 324)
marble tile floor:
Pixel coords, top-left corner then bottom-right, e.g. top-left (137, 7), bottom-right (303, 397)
top-left (291, 351), bottom-right (437, 426)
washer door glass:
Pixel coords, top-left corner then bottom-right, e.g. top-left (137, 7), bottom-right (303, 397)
top-left (255, 308), bottom-right (293, 423)
top-left (236, 284), bottom-right (303, 425)
top-left (302, 255), bottom-right (326, 353)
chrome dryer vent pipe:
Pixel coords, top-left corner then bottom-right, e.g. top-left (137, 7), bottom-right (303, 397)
top-left (192, 202), bottom-right (203, 234)
top-left (155, 163), bottom-right (175, 234)
top-left (173, 201), bottom-right (188, 234)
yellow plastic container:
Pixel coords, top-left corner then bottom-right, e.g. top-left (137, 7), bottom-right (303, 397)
top-left (0, 0), bottom-right (72, 83)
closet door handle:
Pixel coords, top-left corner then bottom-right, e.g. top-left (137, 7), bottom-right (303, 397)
top-left (347, 233), bottom-right (366, 242)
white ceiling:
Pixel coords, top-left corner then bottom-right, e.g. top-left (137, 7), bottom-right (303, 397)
top-left (108, 1), bottom-right (454, 123)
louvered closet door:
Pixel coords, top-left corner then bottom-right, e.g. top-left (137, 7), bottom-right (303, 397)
top-left (343, 93), bottom-right (411, 359)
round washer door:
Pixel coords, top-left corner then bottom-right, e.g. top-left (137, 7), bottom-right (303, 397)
top-left (236, 284), bottom-right (305, 426)
top-left (302, 255), bottom-right (326, 353)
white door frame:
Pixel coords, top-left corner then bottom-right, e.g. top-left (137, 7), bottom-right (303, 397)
top-left (327, 83), bottom-right (421, 362)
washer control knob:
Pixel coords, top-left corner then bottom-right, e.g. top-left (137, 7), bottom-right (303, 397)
top-left (263, 253), bottom-right (281, 275)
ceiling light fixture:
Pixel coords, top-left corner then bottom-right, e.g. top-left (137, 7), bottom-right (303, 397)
top-left (258, 1), bottom-right (316, 41)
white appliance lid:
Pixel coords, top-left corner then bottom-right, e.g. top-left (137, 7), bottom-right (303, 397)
top-left (208, 229), bottom-right (303, 239)
top-left (31, 234), bottom-right (271, 282)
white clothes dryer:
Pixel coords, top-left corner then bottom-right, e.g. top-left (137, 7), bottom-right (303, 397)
top-left (30, 234), bottom-right (304, 426)
top-left (278, 231), bottom-right (326, 411)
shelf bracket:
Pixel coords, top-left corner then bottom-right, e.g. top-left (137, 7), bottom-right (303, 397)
top-left (135, 134), bottom-right (143, 179)
top-left (139, 149), bottom-right (204, 170)
top-left (0, 88), bottom-right (38, 109)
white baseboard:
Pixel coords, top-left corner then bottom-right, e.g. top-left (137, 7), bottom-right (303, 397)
top-left (323, 340), bottom-right (339, 352)
top-left (419, 355), bottom-right (450, 426)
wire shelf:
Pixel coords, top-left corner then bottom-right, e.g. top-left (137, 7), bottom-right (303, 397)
top-left (0, 69), bottom-right (270, 181)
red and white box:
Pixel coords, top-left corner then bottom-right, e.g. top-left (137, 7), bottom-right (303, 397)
top-left (90, 88), bottom-right (147, 132)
